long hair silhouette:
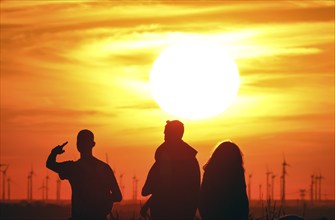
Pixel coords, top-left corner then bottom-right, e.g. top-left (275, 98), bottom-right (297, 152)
top-left (199, 140), bottom-right (249, 220)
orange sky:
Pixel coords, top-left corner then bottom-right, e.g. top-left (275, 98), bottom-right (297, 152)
top-left (1, 1), bottom-right (334, 201)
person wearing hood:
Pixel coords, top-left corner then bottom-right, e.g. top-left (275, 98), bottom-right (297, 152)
top-left (141, 120), bottom-right (200, 220)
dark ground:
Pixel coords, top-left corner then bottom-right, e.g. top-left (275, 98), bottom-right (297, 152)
top-left (0, 200), bottom-right (334, 220)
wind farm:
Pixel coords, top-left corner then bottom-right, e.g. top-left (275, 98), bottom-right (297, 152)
top-left (1, 0), bottom-right (334, 220)
top-left (0, 155), bottom-right (333, 220)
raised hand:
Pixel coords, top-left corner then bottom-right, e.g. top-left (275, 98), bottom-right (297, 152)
top-left (52, 141), bottom-right (68, 155)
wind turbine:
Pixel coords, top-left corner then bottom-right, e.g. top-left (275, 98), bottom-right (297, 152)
top-left (280, 175), bottom-right (283, 202)
top-left (265, 168), bottom-right (272, 200)
top-left (248, 173), bottom-right (252, 201)
top-left (259, 184), bottom-right (262, 202)
top-left (310, 174), bottom-right (314, 205)
top-left (28, 166), bottom-right (36, 201)
top-left (281, 156), bottom-right (290, 206)
top-left (271, 174), bottom-right (276, 201)
top-left (132, 175), bottom-right (139, 201)
top-left (45, 174), bottom-right (50, 201)
top-left (39, 179), bottom-right (46, 201)
top-left (1, 164), bottom-right (9, 201)
top-left (119, 173), bottom-right (125, 198)
top-left (7, 177), bottom-right (14, 201)
top-left (56, 177), bottom-right (61, 202)
top-left (27, 174), bottom-right (30, 200)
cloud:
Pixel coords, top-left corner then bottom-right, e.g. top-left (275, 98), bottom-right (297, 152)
top-left (116, 101), bottom-right (159, 110)
top-left (1, 107), bottom-right (117, 129)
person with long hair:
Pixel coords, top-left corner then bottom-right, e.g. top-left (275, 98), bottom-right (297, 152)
top-left (199, 140), bottom-right (249, 220)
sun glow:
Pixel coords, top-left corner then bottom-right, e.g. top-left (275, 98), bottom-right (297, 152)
top-left (150, 42), bottom-right (240, 120)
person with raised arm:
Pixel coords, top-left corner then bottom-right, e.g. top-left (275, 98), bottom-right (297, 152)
top-left (46, 129), bottom-right (122, 220)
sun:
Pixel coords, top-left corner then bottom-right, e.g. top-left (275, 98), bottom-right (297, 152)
top-left (150, 42), bottom-right (240, 120)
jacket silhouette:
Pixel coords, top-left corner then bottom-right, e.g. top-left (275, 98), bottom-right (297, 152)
top-left (142, 120), bottom-right (200, 220)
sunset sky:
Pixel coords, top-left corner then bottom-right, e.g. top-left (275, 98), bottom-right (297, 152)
top-left (1, 1), bottom-right (334, 201)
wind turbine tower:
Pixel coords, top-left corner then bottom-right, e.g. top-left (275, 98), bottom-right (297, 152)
top-left (27, 174), bottom-right (30, 200)
top-left (45, 174), bottom-right (49, 201)
top-left (56, 178), bottom-right (61, 202)
top-left (39, 180), bottom-right (46, 200)
top-left (280, 175), bottom-right (283, 202)
top-left (271, 174), bottom-right (276, 201)
top-left (7, 177), bottom-right (13, 201)
top-left (248, 173), bottom-right (252, 201)
top-left (1, 164), bottom-right (9, 201)
top-left (310, 174), bottom-right (314, 205)
top-left (281, 156), bottom-right (289, 206)
top-left (132, 175), bottom-right (139, 202)
top-left (120, 173), bottom-right (125, 198)
top-left (28, 167), bottom-right (36, 201)
top-left (266, 169), bottom-right (272, 200)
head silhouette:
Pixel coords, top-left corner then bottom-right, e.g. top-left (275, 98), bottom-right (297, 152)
top-left (77, 129), bottom-right (95, 155)
top-left (164, 120), bottom-right (184, 142)
top-left (205, 140), bottom-right (244, 172)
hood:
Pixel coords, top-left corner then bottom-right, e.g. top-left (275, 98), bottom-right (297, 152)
top-left (155, 140), bottom-right (198, 161)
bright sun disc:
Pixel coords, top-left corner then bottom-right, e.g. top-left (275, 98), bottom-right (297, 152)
top-left (150, 42), bottom-right (240, 120)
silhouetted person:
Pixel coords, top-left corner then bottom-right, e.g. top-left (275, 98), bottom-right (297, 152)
top-left (199, 141), bottom-right (249, 220)
top-left (142, 120), bottom-right (200, 220)
top-left (46, 129), bottom-right (122, 220)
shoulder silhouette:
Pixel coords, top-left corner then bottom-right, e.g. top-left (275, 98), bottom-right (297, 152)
top-left (141, 120), bottom-right (200, 220)
top-left (46, 129), bottom-right (122, 220)
top-left (199, 140), bottom-right (249, 220)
